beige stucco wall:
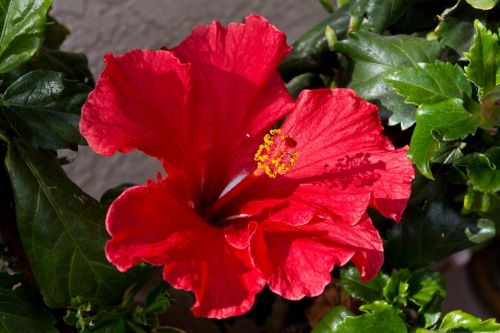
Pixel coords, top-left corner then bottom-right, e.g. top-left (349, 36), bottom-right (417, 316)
top-left (53, 0), bottom-right (327, 198)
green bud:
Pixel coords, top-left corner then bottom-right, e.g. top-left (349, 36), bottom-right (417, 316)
top-left (481, 85), bottom-right (500, 126)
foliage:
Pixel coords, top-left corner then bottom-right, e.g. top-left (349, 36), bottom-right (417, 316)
top-left (0, 0), bottom-right (498, 331)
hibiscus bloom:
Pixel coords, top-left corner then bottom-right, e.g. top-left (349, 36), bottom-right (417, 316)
top-left (80, 15), bottom-right (414, 319)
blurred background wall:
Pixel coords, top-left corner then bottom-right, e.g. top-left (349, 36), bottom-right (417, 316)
top-left (51, 0), bottom-right (494, 322)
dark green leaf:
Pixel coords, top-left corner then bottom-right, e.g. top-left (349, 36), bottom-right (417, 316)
top-left (408, 98), bottom-right (480, 179)
top-left (381, 94), bottom-right (416, 130)
top-left (341, 267), bottom-right (388, 302)
top-left (439, 310), bottom-right (500, 331)
top-left (320, 0), bottom-right (335, 13)
top-left (435, 1), bottom-right (485, 56)
top-left (4, 139), bottom-right (139, 307)
top-left (385, 62), bottom-right (471, 105)
top-left (312, 302), bottom-right (407, 333)
top-left (465, 0), bottom-right (500, 10)
top-left (1, 70), bottom-right (90, 150)
top-left (462, 188), bottom-right (500, 222)
top-left (334, 31), bottom-right (441, 100)
top-left (30, 48), bottom-right (94, 85)
top-left (44, 15), bottom-right (70, 49)
top-left (464, 20), bottom-right (500, 96)
top-left (0, 272), bottom-right (57, 332)
top-left (0, 0), bottom-right (53, 73)
top-left (384, 200), bottom-right (494, 268)
top-left (100, 183), bottom-right (136, 206)
top-left (407, 269), bottom-right (446, 327)
top-left (349, 0), bottom-right (410, 33)
top-left (456, 147), bottom-right (500, 192)
top-left (278, 5), bottom-right (350, 81)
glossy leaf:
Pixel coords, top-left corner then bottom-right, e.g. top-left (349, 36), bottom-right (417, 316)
top-left (334, 32), bottom-right (440, 100)
top-left (383, 269), bottom-right (411, 306)
top-left (408, 269), bottom-right (446, 328)
top-left (408, 98), bottom-right (480, 179)
top-left (4, 139), bottom-right (138, 307)
top-left (312, 302), bottom-right (407, 333)
top-left (2, 70), bottom-right (90, 150)
top-left (384, 200), bottom-right (494, 269)
top-left (439, 310), bottom-right (500, 331)
top-left (456, 147), bottom-right (500, 193)
top-left (465, 0), bottom-right (500, 10)
top-left (464, 20), bottom-right (500, 96)
top-left (349, 0), bottom-right (410, 33)
top-left (0, 0), bottom-right (53, 73)
top-left (279, 5), bottom-right (350, 80)
top-left (385, 62), bottom-right (471, 105)
top-left (0, 273), bottom-right (57, 333)
top-left (340, 267), bottom-right (388, 303)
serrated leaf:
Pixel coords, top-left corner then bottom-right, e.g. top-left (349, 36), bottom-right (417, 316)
top-left (1, 70), bottom-right (90, 150)
top-left (464, 20), bottom-right (500, 96)
top-left (385, 62), bottom-right (471, 105)
top-left (381, 94), bottom-right (416, 130)
top-left (340, 267), bottom-right (388, 302)
top-left (465, 0), bottom-right (500, 10)
top-left (384, 200), bottom-right (494, 269)
top-left (408, 98), bottom-right (479, 179)
top-left (439, 310), bottom-right (500, 331)
top-left (4, 139), bottom-right (139, 307)
top-left (334, 32), bottom-right (441, 100)
top-left (312, 302), bottom-right (407, 333)
top-left (0, 0), bottom-right (53, 73)
top-left (349, 0), bottom-right (410, 33)
top-left (455, 147), bottom-right (500, 192)
top-left (0, 273), bottom-right (57, 333)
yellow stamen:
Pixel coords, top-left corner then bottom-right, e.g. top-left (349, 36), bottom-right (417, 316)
top-left (254, 129), bottom-right (298, 178)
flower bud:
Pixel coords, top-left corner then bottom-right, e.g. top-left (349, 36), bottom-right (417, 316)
top-left (481, 86), bottom-right (500, 127)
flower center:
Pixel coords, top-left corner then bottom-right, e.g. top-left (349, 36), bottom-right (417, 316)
top-left (254, 129), bottom-right (298, 178)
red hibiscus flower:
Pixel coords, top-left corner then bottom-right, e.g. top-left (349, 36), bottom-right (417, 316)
top-left (80, 15), bottom-right (414, 319)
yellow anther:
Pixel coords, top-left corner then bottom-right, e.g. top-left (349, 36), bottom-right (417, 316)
top-left (254, 129), bottom-right (298, 178)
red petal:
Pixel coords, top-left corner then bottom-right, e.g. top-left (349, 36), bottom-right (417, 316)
top-left (105, 179), bottom-right (264, 319)
top-left (240, 89), bottom-right (413, 225)
top-left (171, 14), bottom-right (294, 202)
top-left (250, 214), bottom-right (383, 299)
top-left (80, 50), bottom-right (191, 171)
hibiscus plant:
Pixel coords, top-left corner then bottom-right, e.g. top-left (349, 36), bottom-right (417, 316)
top-left (0, 0), bottom-right (499, 332)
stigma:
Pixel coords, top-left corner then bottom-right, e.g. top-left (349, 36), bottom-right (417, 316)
top-left (254, 129), bottom-right (298, 178)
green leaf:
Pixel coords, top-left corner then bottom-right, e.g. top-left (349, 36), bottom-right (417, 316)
top-left (435, 1), bottom-right (485, 56)
top-left (384, 200), bottom-right (494, 268)
top-left (463, 188), bottom-right (500, 222)
top-left (334, 32), bottom-right (441, 100)
top-left (0, 0), bottom-right (53, 73)
top-left (381, 94), bottom-right (416, 130)
top-left (408, 98), bottom-right (480, 179)
top-left (4, 139), bottom-right (139, 307)
top-left (349, 0), bottom-right (410, 33)
top-left (279, 5), bottom-right (350, 80)
top-left (1, 70), bottom-right (90, 150)
top-left (465, 219), bottom-right (496, 243)
top-left (464, 20), bottom-right (500, 96)
top-left (465, 0), bottom-right (500, 10)
top-left (0, 273), bottom-right (57, 332)
top-left (383, 269), bottom-right (411, 306)
top-left (44, 16), bottom-right (70, 49)
top-left (285, 72), bottom-right (324, 100)
top-left (319, 0), bottom-right (335, 13)
top-left (407, 269), bottom-right (446, 328)
top-left (439, 310), bottom-right (500, 331)
top-left (385, 62), bottom-right (471, 105)
top-left (312, 302), bottom-right (407, 333)
top-left (456, 147), bottom-right (500, 192)
top-left (340, 267), bottom-right (388, 302)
